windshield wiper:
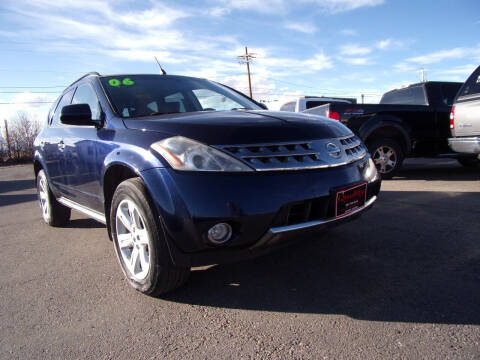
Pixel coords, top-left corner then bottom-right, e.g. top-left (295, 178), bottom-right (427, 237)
top-left (149, 111), bottom-right (181, 116)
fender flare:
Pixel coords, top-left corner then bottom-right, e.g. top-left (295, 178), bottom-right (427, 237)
top-left (33, 151), bottom-right (48, 179)
top-left (358, 115), bottom-right (412, 154)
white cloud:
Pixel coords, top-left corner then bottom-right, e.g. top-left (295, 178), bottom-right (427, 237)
top-left (343, 57), bottom-right (371, 65)
top-left (284, 22), bottom-right (317, 34)
top-left (339, 44), bottom-right (372, 56)
top-left (0, 92), bottom-right (56, 124)
top-left (434, 64), bottom-right (477, 77)
top-left (212, 0), bottom-right (384, 14)
top-left (393, 62), bottom-right (417, 72)
top-left (302, 53), bottom-right (334, 71)
top-left (208, 7), bottom-right (230, 17)
top-left (306, 0), bottom-right (385, 13)
top-left (406, 47), bottom-right (473, 65)
top-left (213, 0), bottom-right (287, 14)
top-left (376, 38), bottom-right (404, 50)
top-left (340, 28), bottom-right (357, 36)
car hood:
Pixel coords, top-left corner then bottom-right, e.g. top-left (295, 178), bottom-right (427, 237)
top-left (122, 110), bottom-right (351, 145)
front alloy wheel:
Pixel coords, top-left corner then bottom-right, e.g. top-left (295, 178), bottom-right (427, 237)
top-left (116, 199), bottom-right (151, 281)
top-left (111, 177), bottom-right (190, 296)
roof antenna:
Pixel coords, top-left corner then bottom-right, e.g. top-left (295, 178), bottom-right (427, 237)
top-left (154, 56), bottom-right (167, 75)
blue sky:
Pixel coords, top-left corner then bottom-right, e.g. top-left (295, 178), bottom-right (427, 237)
top-left (0, 0), bottom-right (479, 122)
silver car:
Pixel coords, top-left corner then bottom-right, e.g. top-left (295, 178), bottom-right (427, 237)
top-left (448, 65), bottom-right (480, 164)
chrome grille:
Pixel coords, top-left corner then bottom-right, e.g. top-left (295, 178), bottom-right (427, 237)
top-left (216, 134), bottom-right (366, 171)
top-left (340, 135), bottom-right (364, 157)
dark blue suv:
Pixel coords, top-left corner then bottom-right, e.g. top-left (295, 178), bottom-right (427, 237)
top-left (34, 72), bottom-right (381, 295)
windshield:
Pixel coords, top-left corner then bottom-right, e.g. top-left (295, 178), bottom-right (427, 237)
top-left (100, 75), bottom-right (260, 118)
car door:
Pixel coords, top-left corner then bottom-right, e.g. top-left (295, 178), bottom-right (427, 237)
top-left (43, 90), bottom-right (74, 191)
top-left (59, 82), bottom-right (103, 210)
top-left (455, 67), bottom-right (480, 137)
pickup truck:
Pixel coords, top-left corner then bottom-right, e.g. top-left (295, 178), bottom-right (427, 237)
top-left (280, 96), bottom-right (356, 112)
top-left (307, 81), bottom-right (465, 178)
top-left (448, 65), bottom-right (480, 165)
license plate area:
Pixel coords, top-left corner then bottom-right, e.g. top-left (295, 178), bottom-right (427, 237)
top-left (335, 183), bottom-right (367, 218)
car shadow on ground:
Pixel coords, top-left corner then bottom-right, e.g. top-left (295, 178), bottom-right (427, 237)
top-left (0, 193), bottom-right (38, 207)
top-left (394, 159), bottom-right (480, 181)
top-left (165, 190), bottom-right (480, 326)
top-left (0, 179), bottom-right (36, 194)
top-left (66, 218), bottom-right (105, 229)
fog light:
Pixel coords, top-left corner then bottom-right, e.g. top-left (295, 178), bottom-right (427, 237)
top-left (207, 223), bottom-right (232, 244)
top-left (364, 157), bottom-right (378, 181)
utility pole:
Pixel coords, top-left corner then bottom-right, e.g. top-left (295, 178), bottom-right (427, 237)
top-left (4, 119), bottom-right (11, 159)
top-left (361, 94), bottom-right (364, 104)
top-left (419, 68), bottom-right (426, 82)
top-left (237, 46), bottom-right (256, 98)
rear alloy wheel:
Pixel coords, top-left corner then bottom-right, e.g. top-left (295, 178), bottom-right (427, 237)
top-left (37, 169), bottom-right (71, 226)
top-left (368, 138), bottom-right (404, 179)
top-left (111, 178), bottom-right (190, 296)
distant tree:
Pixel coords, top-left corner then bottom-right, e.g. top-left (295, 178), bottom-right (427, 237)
top-left (8, 112), bottom-right (42, 160)
top-left (0, 133), bottom-right (5, 162)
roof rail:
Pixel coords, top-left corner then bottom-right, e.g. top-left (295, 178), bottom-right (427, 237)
top-left (67, 72), bottom-right (101, 88)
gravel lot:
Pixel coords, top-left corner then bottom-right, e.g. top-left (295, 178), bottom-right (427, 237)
top-left (0, 159), bottom-right (479, 359)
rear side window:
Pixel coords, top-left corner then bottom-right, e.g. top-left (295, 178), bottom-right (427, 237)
top-left (280, 102), bottom-right (296, 112)
top-left (458, 66), bottom-right (480, 97)
top-left (51, 90), bottom-right (74, 125)
top-left (306, 101), bottom-right (329, 109)
top-left (440, 83), bottom-right (462, 105)
top-left (72, 83), bottom-right (101, 121)
top-left (380, 86), bottom-right (427, 105)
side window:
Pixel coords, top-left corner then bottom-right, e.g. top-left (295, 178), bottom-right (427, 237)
top-left (71, 83), bottom-right (101, 120)
top-left (459, 67), bottom-right (480, 97)
top-left (280, 102), bottom-right (296, 112)
top-left (192, 88), bottom-right (243, 111)
top-left (48, 96), bottom-right (61, 125)
top-left (52, 90), bottom-right (74, 126)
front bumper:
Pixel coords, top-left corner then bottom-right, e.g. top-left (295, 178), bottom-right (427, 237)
top-left (448, 136), bottom-right (480, 154)
top-left (140, 158), bottom-right (381, 267)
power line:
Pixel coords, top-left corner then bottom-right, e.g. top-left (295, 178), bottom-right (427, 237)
top-left (0, 86), bottom-right (67, 89)
top-left (0, 101), bottom-right (54, 105)
top-left (0, 91), bottom-right (61, 94)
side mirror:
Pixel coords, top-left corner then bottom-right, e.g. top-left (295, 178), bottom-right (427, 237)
top-left (60, 104), bottom-right (94, 126)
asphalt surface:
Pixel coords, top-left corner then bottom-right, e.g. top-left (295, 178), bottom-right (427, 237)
top-left (0, 159), bottom-right (479, 359)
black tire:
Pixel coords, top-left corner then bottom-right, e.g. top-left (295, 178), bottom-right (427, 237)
top-left (36, 169), bottom-right (71, 226)
top-left (457, 156), bottom-right (480, 168)
top-left (110, 177), bottom-right (190, 296)
top-left (367, 138), bottom-right (404, 180)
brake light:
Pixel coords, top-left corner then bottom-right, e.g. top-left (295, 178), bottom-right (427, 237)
top-left (450, 106), bottom-right (455, 130)
top-left (327, 110), bottom-right (341, 121)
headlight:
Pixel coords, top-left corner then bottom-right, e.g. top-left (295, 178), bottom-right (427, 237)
top-left (151, 136), bottom-right (253, 172)
top-left (363, 157), bottom-right (379, 182)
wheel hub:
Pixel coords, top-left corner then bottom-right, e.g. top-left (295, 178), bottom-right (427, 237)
top-left (373, 145), bottom-right (397, 174)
